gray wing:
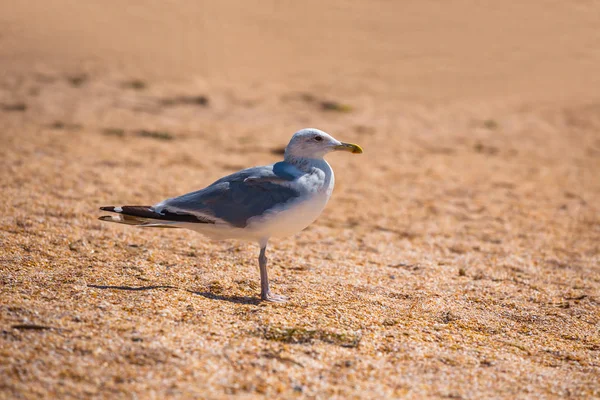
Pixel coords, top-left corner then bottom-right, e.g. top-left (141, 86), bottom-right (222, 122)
top-left (153, 162), bottom-right (302, 228)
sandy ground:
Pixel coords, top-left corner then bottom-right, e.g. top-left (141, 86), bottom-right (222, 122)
top-left (1, 2), bottom-right (599, 399)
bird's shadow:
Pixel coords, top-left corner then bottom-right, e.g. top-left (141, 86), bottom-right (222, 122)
top-left (87, 284), bottom-right (177, 291)
top-left (187, 291), bottom-right (261, 305)
top-left (87, 284), bottom-right (260, 305)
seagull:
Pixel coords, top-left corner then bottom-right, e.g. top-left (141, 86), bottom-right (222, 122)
top-left (99, 128), bottom-right (363, 302)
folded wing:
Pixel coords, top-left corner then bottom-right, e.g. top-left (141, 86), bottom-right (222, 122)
top-left (152, 163), bottom-right (303, 228)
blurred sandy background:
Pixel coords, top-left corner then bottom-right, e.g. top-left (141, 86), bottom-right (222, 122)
top-left (1, 1), bottom-right (599, 399)
top-left (3, 1), bottom-right (600, 102)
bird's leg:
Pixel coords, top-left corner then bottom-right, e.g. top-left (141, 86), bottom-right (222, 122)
top-left (259, 245), bottom-right (287, 303)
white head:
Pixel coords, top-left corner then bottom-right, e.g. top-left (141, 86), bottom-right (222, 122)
top-left (284, 128), bottom-right (363, 160)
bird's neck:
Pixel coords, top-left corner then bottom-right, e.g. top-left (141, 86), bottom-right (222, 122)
top-left (284, 156), bottom-right (327, 173)
top-left (285, 156), bottom-right (334, 195)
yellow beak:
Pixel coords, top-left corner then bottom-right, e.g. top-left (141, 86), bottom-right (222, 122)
top-left (334, 142), bottom-right (363, 154)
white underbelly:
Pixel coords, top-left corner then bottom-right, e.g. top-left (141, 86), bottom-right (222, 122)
top-left (246, 191), bottom-right (330, 238)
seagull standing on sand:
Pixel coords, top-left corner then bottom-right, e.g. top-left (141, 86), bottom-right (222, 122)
top-left (99, 128), bottom-right (363, 302)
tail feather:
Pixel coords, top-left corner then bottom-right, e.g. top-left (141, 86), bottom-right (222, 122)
top-left (99, 214), bottom-right (146, 226)
top-left (100, 205), bottom-right (185, 229)
top-left (99, 205), bottom-right (214, 228)
top-left (98, 214), bottom-right (178, 228)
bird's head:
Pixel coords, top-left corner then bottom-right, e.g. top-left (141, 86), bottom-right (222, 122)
top-left (284, 128), bottom-right (363, 160)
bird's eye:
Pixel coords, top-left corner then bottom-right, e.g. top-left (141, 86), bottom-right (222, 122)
top-left (314, 136), bottom-right (323, 142)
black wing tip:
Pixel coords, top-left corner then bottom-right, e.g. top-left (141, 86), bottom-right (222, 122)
top-left (99, 205), bottom-right (153, 213)
top-left (99, 205), bottom-right (214, 224)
